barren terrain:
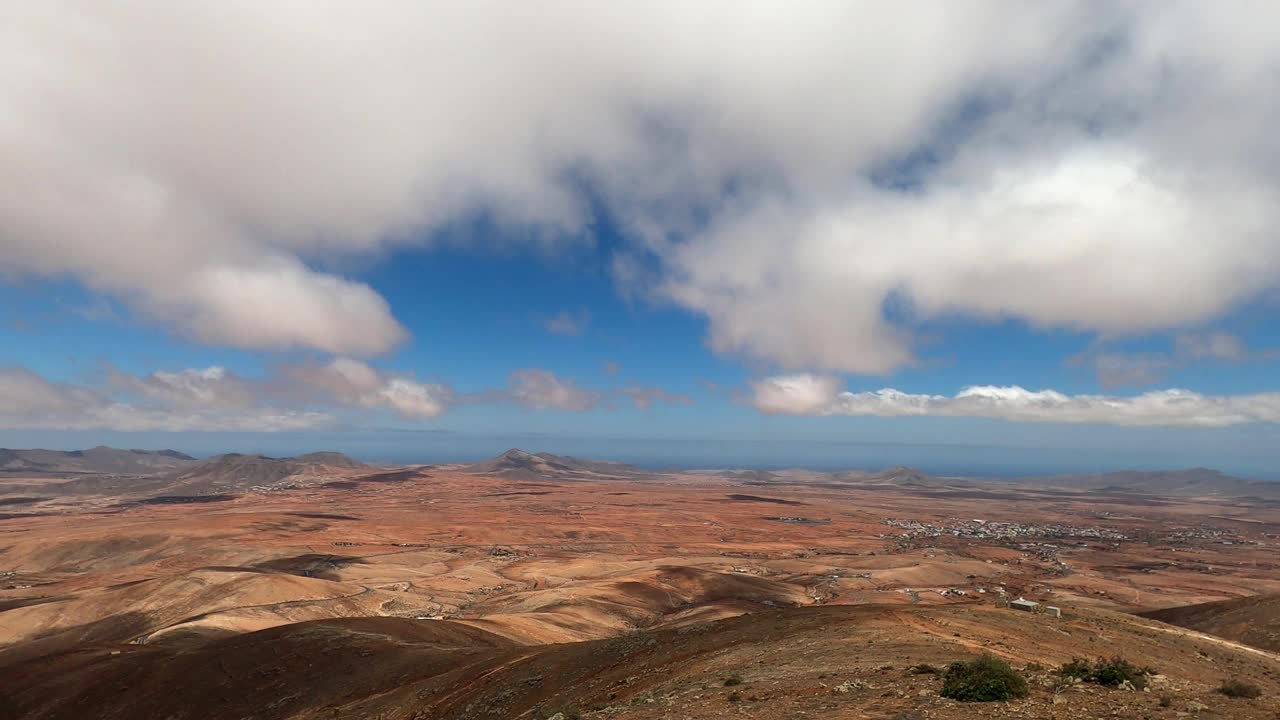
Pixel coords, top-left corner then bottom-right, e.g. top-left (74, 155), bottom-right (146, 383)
top-left (2, 449), bottom-right (1278, 718)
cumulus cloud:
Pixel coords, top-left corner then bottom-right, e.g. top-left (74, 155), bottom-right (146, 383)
top-left (107, 366), bottom-right (258, 410)
top-left (750, 375), bottom-right (1280, 427)
top-left (0, 367), bottom-right (330, 432)
top-left (0, 368), bottom-right (101, 417)
top-left (3, 4), bottom-right (1280, 367)
top-left (508, 370), bottom-right (600, 411)
top-left (751, 375), bottom-right (845, 415)
top-left (284, 358), bottom-right (451, 418)
top-left (620, 386), bottom-right (693, 410)
top-left (0, 358), bottom-right (455, 431)
top-left (0, 360), bottom-right (634, 430)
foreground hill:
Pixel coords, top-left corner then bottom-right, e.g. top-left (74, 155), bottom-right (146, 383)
top-left (6, 603), bottom-right (1277, 719)
top-left (1141, 593), bottom-right (1280, 653)
top-left (0, 446), bottom-right (195, 475)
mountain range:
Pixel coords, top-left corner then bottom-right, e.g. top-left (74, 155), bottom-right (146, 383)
top-left (2, 445), bottom-right (1276, 499)
top-left (0, 446), bottom-right (195, 475)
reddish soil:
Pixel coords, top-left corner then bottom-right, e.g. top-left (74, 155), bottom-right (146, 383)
top-left (2, 468), bottom-right (1279, 718)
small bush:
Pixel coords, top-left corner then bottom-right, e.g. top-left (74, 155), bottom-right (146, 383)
top-left (1216, 679), bottom-right (1263, 699)
top-left (1090, 657), bottom-right (1148, 690)
top-left (1057, 658), bottom-right (1092, 680)
top-left (908, 663), bottom-right (941, 675)
top-left (940, 654), bottom-right (1028, 702)
top-left (723, 673), bottom-right (743, 687)
top-left (1056, 656), bottom-right (1149, 689)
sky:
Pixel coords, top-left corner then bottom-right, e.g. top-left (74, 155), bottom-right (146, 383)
top-left (2, 2), bottom-right (1279, 477)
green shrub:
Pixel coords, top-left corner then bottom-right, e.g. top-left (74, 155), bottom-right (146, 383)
top-left (1090, 657), bottom-right (1148, 689)
top-left (940, 654), bottom-right (1028, 702)
top-left (1057, 658), bottom-right (1092, 680)
top-left (1216, 679), bottom-right (1263, 699)
top-left (1056, 656), bottom-right (1149, 689)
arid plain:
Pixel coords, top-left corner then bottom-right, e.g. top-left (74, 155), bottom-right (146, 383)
top-left (3, 448), bottom-right (1279, 719)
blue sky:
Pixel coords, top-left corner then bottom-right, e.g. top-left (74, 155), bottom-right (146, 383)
top-left (3, 230), bottom-right (1278, 477)
top-left (3, 5), bottom-right (1280, 477)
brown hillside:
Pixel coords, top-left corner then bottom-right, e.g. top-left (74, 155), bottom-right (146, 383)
top-left (1141, 593), bottom-right (1280, 653)
top-left (5, 603), bottom-right (1279, 720)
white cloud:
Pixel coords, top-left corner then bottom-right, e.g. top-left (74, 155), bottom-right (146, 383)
top-left (0, 358), bottom-right (453, 431)
top-left (508, 370), bottom-right (599, 411)
top-left (663, 146), bottom-right (1279, 373)
top-left (0, 367), bottom-right (331, 432)
top-left (751, 375), bottom-right (845, 415)
top-left (750, 374), bottom-right (1280, 427)
top-left (281, 357), bottom-right (452, 418)
top-left (620, 386), bottom-right (693, 410)
top-left (1, 4), bottom-right (1279, 366)
top-left (0, 368), bottom-right (101, 417)
top-left (109, 366), bottom-right (258, 410)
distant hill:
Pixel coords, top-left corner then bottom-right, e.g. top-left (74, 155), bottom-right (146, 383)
top-left (848, 466), bottom-right (955, 488)
top-left (1024, 468), bottom-right (1280, 499)
top-left (0, 450), bottom-right (367, 500)
top-left (707, 464), bottom-right (1274, 499)
top-left (287, 452), bottom-right (366, 469)
top-left (463, 449), bottom-right (650, 480)
top-left (1140, 594), bottom-right (1280, 652)
top-left (0, 446), bottom-right (195, 475)
top-left (152, 452), bottom-right (368, 495)
top-left (710, 465), bottom-right (960, 490)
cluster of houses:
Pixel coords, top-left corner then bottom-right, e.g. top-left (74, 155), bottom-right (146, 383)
top-left (882, 517), bottom-right (1130, 542)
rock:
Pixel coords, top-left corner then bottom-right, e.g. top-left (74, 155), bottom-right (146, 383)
top-left (833, 680), bottom-right (866, 694)
top-left (1119, 679), bottom-right (1136, 691)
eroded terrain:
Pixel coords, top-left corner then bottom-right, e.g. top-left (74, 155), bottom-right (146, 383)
top-left (3, 454), bottom-right (1279, 718)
